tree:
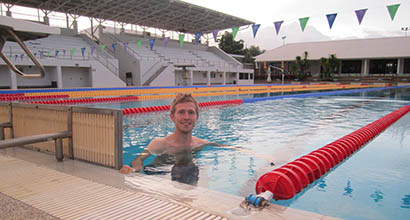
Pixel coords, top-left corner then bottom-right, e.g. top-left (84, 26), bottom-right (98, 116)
top-left (320, 54), bottom-right (340, 80)
top-left (218, 31), bottom-right (245, 55)
top-left (243, 45), bottom-right (265, 63)
top-left (294, 51), bottom-right (310, 80)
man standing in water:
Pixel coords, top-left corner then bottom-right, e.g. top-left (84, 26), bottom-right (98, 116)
top-left (120, 93), bottom-right (211, 184)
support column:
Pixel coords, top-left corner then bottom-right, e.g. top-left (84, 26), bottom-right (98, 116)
top-left (207, 71), bottom-right (211, 86)
top-left (9, 67), bottom-right (17, 89)
top-left (189, 70), bottom-right (193, 86)
top-left (223, 72), bottom-right (226, 85)
top-left (362, 59), bottom-right (369, 76)
top-left (56, 65), bottom-right (63, 88)
top-left (397, 58), bottom-right (402, 75)
top-left (236, 72), bottom-right (240, 85)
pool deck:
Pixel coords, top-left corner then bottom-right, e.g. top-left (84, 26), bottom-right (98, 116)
top-left (0, 147), bottom-right (340, 220)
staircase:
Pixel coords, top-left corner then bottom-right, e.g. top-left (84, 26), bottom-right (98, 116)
top-left (143, 65), bottom-right (168, 86)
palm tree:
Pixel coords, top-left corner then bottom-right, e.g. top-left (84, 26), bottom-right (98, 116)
top-left (320, 54), bottom-right (340, 80)
top-left (294, 51), bottom-right (310, 80)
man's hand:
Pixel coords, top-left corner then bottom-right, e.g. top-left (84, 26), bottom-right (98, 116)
top-left (119, 165), bottom-right (135, 174)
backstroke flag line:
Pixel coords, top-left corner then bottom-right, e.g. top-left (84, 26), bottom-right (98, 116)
top-left (232, 27), bottom-right (239, 39)
top-left (274, 21), bottom-right (284, 35)
top-left (355, 9), bottom-right (367, 25)
top-left (299, 17), bottom-right (309, 32)
top-left (252, 24), bottom-right (261, 38)
top-left (387, 4), bottom-right (400, 21)
top-left (326, 13), bottom-right (337, 29)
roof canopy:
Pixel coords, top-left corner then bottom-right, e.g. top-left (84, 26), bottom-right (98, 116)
top-left (12, 0), bottom-right (253, 34)
top-left (256, 36), bottom-right (410, 62)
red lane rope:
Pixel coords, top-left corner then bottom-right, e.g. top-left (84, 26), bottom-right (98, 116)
top-left (255, 105), bottom-right (410, 200)
top-left (29, 96), bottom-right (139, 105)
top-left (122, 99), bottom-right (243, 115)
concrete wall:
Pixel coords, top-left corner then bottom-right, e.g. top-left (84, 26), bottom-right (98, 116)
top-left (62, 67), bottom-right (90, 87)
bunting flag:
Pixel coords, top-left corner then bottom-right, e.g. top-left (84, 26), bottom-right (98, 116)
top-left (179, 34), bottom-right (185, 48)
top-left (47, 52), bottom-right (50, 57)
top-left (112, 43), bottom-right (117, 54)
top-left (15, 55), bottom-right (18, 61)
top-left (20, 54), bottom-right (24, 61)
top-left (387, 4), bottom-right (400, 21)
top-left (231, 27), bottom-right (239, 40)
top-left (274, 21), bottom-right (284, 35)
top-left (71, 48), bottom-right (76, 56)
top-left (90, 46), bottom-right (96, 55)
top-left (149, 39), bottom-right (155, 50)
top-left (163, 37), bottom-right (170, 47)
top-left (63, 50), bottom-right (66, 56)
top-left (355, 9), bottom-right (367, 25)
top-left (137, 40), bottom-right (142, 49)
top-left (252, 24), bottom-right (261, 38)
top-left (123, 42), bottom-right (129, 51)
top-left (34, 52), bottom-right (37, 57)
top-left (100, 45), bottom-right (106, 53)
top-left (326, 13), bottom-right (337, 29)
top-left (212, 29), bottom-right (219, 42)
top-left (299, 17), bottom-right (309, 32)
top-left (55, 50), bottom-right (60, 57)
top-left (194, 32), bottom-right (202, 45)
top-left (81, 47), bottom-right (86, 57)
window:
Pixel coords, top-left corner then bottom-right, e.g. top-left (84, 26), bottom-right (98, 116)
top-left (341, 60), bottom-right (362, 74)
top-left (403, 59), bottom-right (410, 73)
top-left (211, 73), bottom-right (216, 78)
top-left (369, 59), bottom-right (397, 74)
top-left (239, 73), bottom-right (249, 80)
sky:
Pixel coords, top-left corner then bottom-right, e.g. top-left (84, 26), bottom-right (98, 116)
top-left (5, 0), bottom-right (410, 51)
top-left (183, 0), bottom-right (410, 50)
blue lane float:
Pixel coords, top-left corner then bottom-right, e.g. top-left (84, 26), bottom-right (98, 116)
top-left (242, 86), bottom-right (410, 103)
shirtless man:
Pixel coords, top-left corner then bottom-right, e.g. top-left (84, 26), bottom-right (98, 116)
top-left (120, 93), bottom-right (213, 182)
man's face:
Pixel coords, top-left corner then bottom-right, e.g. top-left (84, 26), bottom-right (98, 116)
top-left (170, 102), bottom-right (198, 134)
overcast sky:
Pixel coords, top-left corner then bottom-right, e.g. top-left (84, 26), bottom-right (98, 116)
top-left (183, 0), bottom-right (410, 50)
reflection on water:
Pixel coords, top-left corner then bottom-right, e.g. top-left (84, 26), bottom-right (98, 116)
top-left (122, 87), bottom-right (410, 220)
top-left (371, 189), bottom-right (384, 203)
top-left (343, 180), bottom-right (353, 197)
top-left (401, 194), bottom-right (410, 209)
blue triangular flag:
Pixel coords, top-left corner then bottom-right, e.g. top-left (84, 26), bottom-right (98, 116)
top-left (81, 47), bottom-right (86, 57)
top-left (326, 13), bottom-right (337, 29)
top-left (55, 50), bottom-right (59, 57)
top-left (149, 39), bottom-right (156, 50)
top-left (252, 24), bottom-right (261, 38)
top-left (112, 43), bottom-right (117, 54)
top-left (194, 32), bottom-right (202, 45)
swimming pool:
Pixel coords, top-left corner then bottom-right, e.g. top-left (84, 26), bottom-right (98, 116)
top-left (122, 87), bottom-right (410, 220)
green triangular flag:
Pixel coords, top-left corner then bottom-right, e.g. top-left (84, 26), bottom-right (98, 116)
top-left (179, 34), bottom-right (185, 48)
top-left (387, 4), bottom-right (400, 21)
top-left (299, 17), bottom-right (309, 32)
top-left (100, 45), bottom-right (106, 53)
top-left (232, 27), bottom-right (239, 40)
top-left (71, 48), bottom-right (76, 55)
top-left (47, 52), bottom-right (51, 57)
top-left (137, 40), bottom-right (141, 49)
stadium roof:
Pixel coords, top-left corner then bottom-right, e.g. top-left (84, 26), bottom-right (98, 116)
top-left (11, 0), bottom-right (254, 34)
top-left (255, 36), bottom-right (410, 62)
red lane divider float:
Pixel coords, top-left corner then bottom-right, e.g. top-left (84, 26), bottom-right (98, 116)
top-left (256, 105), bottom-right (410, 201)
top-left (30, 96), bottom-right (139, 105)
top-left (0, 95), bottom-right (69, 101)
top-left (122, 99), bottom-right (243, 115)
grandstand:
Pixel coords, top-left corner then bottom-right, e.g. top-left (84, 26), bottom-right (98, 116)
top-left (0, 0), bottom-right (254, 89)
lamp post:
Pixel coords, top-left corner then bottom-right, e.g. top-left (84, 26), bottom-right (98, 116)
top-left (266, 66), bottom-right (272, 83)
top-left (271, 65), bottom-right (285, 85)
top-left (281, 36), bottom-right (287, 45)
top-left (402, 27), bottom-right (409, 36)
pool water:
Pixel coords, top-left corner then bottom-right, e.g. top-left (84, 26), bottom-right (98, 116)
top-left (122, 87), bottom-right (410, 220)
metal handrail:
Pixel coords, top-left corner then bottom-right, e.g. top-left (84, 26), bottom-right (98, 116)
top-left (0, 28), bottom-right (45, 78)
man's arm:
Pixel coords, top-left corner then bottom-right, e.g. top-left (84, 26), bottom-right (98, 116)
top-left (120, 138), bottom-right (166, 174)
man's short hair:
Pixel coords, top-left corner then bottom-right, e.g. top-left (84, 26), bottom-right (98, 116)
top-left (170, 93), bottom-right (199, 117)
